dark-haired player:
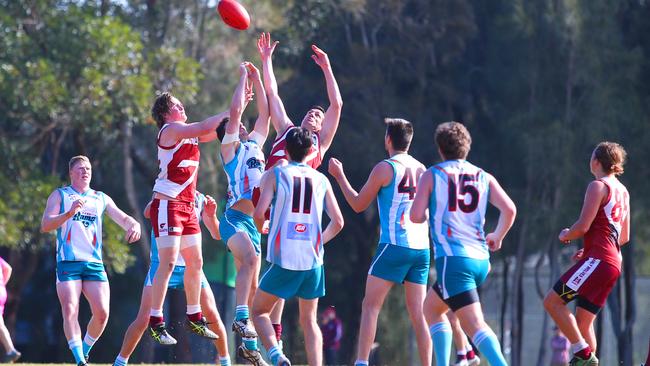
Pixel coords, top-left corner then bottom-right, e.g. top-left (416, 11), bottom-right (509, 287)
top-left (328, 118), bottom-right (431, 366)
top-left (544, 142), bottom-right (630, 366)
top-left (215, 62), bottom-right (270, 365)
top-left (147, 89), bottom-right (228, 344)
top-left (253, 128), bottom-right (344, 366)
top-left (411, 122), bottom-right (516, 366)
top-left (257, 32), bottom-right (344, 347)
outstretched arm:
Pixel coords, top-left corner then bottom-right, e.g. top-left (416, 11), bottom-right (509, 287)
top-left (246, 62), bottom-right (271, 143)
top-left (327, 158), bottom-right (391, 213)
top-left (322, 181), bottom-right (344, 244)
top-left (221, 63), bottom-right (250, 163)
top-left (311, 45), bottom-right (343, 154)
top-left (258, 32), bottom-right (293, 134)
top-left (104, 195), bottom-right (142, 243)
top-left (161, 110), bottom-right (229, 145)
top-left (486, 174), bottom-right (517, 251)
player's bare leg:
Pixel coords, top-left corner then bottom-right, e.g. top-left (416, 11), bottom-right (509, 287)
top-left (455, 302), bottom-right (507, 366)
top-left (449, 311), bottom-right (479, 365)
top-left (117, 286), bottom-right (153, 362)
top-left (424, 288), bottom-right (452, 366)
top-left (57, 280), bottom-right (85, 364)
top-left (229, 232), bottom-right (260, 336)
top-left (404, 281), bottom-right (432, 366)
top-left (81, 281), bottom-right (110, 358)
top-left (299, 297), bottom-right (322, 366)
top-left (200, 284), bottom-right (230, 361)
top-left (270, 299), bottom-right (285, 345)
top-left (355, 276), bottom-right (392, 364)
top-left (543, 291), bottom-right (584, 344)
top-left (148, 239), bottom-right (179, 344)
top-left (575, 308), bottom-right (597, 352)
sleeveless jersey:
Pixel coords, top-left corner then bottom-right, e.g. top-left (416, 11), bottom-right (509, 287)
top-left (56, 186), bottom-right (107, 263)
top-left (428, 160), bottom-right (491, 259)
top-left (267, 162), bottom-right (330, 270)
top-left (267, 127), bottom-right (322, 169)
top-left (222, 139), bottom-right (265, 208)
top-left (153, 123), bottom-right (200, 203)
top-left (150, 192), bottom-right (205, 266)
top-left (583, 177), bottom-right (629, 268)
top-left (377, 154), bottom-right (429, 249)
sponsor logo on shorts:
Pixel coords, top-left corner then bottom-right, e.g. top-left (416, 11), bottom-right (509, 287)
top-left (567, 258), bottom-right (600, 291)
top-left (288, 222), bottom-right (312, 241)
top-left (159, 223), bottom-right (167, 234)
top-left (168, 226), bottom-right (181, 233)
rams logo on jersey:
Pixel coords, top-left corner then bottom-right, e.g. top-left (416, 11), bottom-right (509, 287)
top-left (246, 157), bottom-right (263, 172)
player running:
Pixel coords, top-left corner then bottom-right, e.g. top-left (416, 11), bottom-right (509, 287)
top-left (40, 155), bottom-right (142, 366)
top-left (327, 118), bottom-right (432, 366)
top-left (216, 62), bottom-right (270, 365)
top-left (543, 142), bottom-right (630, 366)
top-left (147, 91), bottom-right (228, 344)
top-left (257, 30), bottom-right (343, 347)
top-left (411, 122), bottom-right (516, 366)
top-left (252, 127), bottom-right (344, 366)
top-left (113, 192), bottom-right (232, 366)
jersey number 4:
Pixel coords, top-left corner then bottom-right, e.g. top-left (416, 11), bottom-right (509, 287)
top-left (398, 168), bottom-right (417, 200)
top-left (292, 177), bottom-right (313, 214)
top-left (448, 174), bottom-right (479, 213)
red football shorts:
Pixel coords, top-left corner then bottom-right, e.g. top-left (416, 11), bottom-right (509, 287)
top-left (554, 257), bottom-right (620, 313)
top-left (150, 199), bottom-right (200, 238)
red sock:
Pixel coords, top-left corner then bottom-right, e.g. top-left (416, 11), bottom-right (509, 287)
top-left (645, 338), bottom-right (650, 364)
top-left (187, 312), bottom-right (203, 322)
top-left (149, 316), bottom-right (164, 327)
top-left (272, 323), bottom-right (283, 341)
top-left (467, 349), bottom-right (476, 359)
top-left (575, 346), bottom-right (592, 360)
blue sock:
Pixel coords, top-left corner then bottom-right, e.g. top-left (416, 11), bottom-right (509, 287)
top-left (354, 360), bottom-right (369, 366)
top-left (430, 321), bottom-right (453, 366)
top-left (243, 336), bottom-right (258, 351)
top-left (82, 333), bottom-right (97, 358)
top-left (114, 355), bottom-right (128, 366)
top-left (68, 339), bottom-right (85, 364)
top-left (219, 355), bottom-right (231, 366)
top-left (473, 328), bottom-right (507, 366)
top-left (268, 345), bottom-right (281, 364)
top-left (235, 305), bottom-right (249, 321)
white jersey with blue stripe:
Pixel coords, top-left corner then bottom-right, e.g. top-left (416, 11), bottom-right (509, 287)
top-left (267, 162), bottom-right (329, 271)
top-left (150, 191), bottom-right (205, 266)
top-left (56, 186), bottom-right (107, 263)
top-left (222, 139), bottom-right (265, 208)
top-left (377, 153), bottom-right (429, 250)
top-left (429, 160), bottom-right (490, 259)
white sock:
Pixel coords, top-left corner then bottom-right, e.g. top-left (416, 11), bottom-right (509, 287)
top-left (150, 308), bottom-right (163, 317)
top-left (83, 333), bottom-right (97, 346)
top-left (186, 304), bottom-right (201, 314)
top-left (571, 339), bottom-right (589, 354)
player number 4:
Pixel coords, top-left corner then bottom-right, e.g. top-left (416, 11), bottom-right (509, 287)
top-left (398, 168), bottom-right (417, 200)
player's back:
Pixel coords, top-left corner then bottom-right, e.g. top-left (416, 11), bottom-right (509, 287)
top-left (267, 126), bottom-right (322, 169)
top-left (429, 160), bottom-right (490, 259)
top-left (377, 153), bottom-right (429, 249)
top-left (56, 186), bottom-right (106, 263)
top-left (583, 176), bottom-right (629, 267)
top-left (267, 162), bottom-right (329, 271)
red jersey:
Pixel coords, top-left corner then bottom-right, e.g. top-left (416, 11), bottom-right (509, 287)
top-left (266, 126), bottom-right (322, 170)
top-left (583, 177), bottom-right (629, 268)
top-left (152, 123), bottom-right (200, 203)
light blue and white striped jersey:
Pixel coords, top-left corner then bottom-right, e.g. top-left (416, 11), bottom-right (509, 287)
top-left (222, 139), bottom-right (265, 208)
top-left (56, 186), bottom-right (107, 263)
top-left (267, 162), bottom-right (330, 271)
top-left (377, 153), bottom-right (429, 249)
top-left (150, 191), bottom-right (205, 266)
top-left (429, 160), bottom-right (490, 259)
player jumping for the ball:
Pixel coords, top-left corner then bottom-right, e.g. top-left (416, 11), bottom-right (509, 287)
top-left (544, 142), bottom-right (630, 366)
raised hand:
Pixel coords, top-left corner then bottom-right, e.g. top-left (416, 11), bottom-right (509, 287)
top-left (328, 157), bottom-right (344, 180)
top-left (245, 62), bottom-right (261, 80)
top-left (204, 195), bottom-right (218, 217)
top-left (258, 32), bottom-right (279, 60)
top-left (311, 44), bottom-right (331, 69)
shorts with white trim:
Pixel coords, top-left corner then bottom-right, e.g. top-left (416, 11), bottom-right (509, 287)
top-left (144, 262), bottom-right (209, 290)
top-left (220, 208), bottom-right (261, 255)
top-left (553, 257), bottom-right (620, 314)
top-left (259, 264), bottom-right (325, 300)
top-left (368, 243), bottom-right (430, 285)
top-left (56, 261), bottom-right (108, 283)
top-left (150, 199), bottom-right (201, 238)
top-left (433, 256), bottom-right (489, 311)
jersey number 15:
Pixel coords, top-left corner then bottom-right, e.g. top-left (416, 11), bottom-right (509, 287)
top-left (448, 174), bottom-right (479, 213)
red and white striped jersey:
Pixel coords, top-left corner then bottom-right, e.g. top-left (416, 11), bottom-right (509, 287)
top-left (583, 176), bottom-right (629, 268)
top-left (266, 126), bottom-right (322, 170)
top-left (152, 123), bottom-right (200, 203)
